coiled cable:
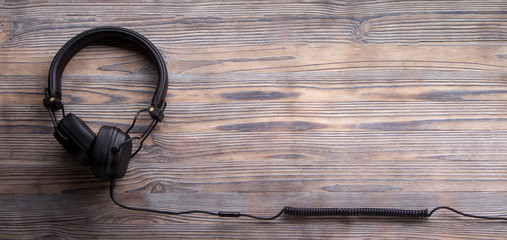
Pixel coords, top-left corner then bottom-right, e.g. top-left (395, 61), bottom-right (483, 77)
top-left (282, 207), bottom-right (429, 218)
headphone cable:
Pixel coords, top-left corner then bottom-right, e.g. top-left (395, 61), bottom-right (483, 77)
top-left (110, 178), bottom-right (507, 221)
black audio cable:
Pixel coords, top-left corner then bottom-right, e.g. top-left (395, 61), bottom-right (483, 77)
top-left (110, 178), bottom-right (507, 221)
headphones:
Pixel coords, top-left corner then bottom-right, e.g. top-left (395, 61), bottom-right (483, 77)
top-left (43, 26), bottom-right (168, 181)
top-left (43, 27), bottom-right (506, 221)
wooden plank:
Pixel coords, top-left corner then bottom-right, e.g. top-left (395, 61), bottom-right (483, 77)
top-left (1, 193), bottom-right (507, 239)
top-left (1, 131), bottom-right (506, 194)
top-left (1, 1), bottom-right (506, 48)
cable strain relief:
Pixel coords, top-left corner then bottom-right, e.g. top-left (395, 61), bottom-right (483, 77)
top-left (218, 211), bottom-right (241, 218)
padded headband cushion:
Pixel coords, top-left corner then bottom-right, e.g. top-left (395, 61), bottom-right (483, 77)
top-left (47, 26), bottom-right (168, 109)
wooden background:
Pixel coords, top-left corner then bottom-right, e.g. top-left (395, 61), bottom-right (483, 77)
top-left (1, 0), bottom-right (506, 239)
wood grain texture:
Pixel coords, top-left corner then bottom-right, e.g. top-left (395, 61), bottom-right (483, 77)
top-left (0, 0), bottom-right (506, 239)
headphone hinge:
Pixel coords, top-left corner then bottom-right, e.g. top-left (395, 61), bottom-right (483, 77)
top-left (148, 105), bottom-right (164, 122)
top-left (43, 96), bottom-right (63, 111)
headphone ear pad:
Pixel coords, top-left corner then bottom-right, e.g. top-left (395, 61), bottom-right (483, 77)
top-left (54, 113), bottom-right (96, 165)
top-left (91, 126), bottom-right (132, 180)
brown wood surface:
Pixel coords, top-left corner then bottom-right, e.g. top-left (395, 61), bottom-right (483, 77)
top-left (1, 0), bottom-right (506, 239)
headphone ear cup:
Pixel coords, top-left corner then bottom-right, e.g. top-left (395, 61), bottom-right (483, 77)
top-left (91, 126), bottom-right (132, 180)
top-left (54, 113), bottom-right (96, 165)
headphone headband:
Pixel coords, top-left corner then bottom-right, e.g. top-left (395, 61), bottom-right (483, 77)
top-left (44, 26), bottom-right (168, 121)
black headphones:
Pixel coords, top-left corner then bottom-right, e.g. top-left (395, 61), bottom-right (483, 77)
top-left (43, 27), bottom-right (506, 221)
top-left (43, 26), bottom-right (168, 181)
